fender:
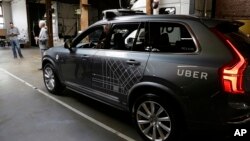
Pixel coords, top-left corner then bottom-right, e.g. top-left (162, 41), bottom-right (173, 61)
top-left (42, 56), bottom-right (64, 84)
top-left (42, 55), bottom-right (56, 68)
top-left (127, 81), bottom-right (187, 113)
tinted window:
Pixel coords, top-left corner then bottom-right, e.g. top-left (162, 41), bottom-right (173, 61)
top-left (105, 23), bottom-right (146, 51)
top-left (149, 22), bottom-right (196, 53)
top-left (74, 26), bottom-right (104, 48)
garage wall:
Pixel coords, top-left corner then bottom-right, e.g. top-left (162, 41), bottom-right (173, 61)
top-left (216, 0), bottom-right (250, 19)
top-left (57, 2), bottom-right (79, 37)
top-left (88, 6), bottom-right (99, 25)
top-left (11, 0), bottom-right (29, 42)
top-left (194, 0), bottom-right (212, 17)
top-left (2, 2), bottom-right (12, 29)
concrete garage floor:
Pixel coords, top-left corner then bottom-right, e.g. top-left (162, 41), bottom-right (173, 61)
top-left (0, 47), bottom-right (142, 141)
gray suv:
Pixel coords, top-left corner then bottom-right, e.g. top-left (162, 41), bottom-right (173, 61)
top-left (42, 15), bottom-right (250, 141)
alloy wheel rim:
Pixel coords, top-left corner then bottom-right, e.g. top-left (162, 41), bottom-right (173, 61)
top-left (136, 101), bottom-right (171, 141)
top-left (44, 67), bottom-right (55, 91)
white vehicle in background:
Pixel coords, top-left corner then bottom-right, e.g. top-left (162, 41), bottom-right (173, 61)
top-left (131, 0), bottom-right (194, 15)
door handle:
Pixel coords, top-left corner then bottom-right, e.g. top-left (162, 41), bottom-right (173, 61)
top-left (126, 59), bottom-right (140, 66)
top-left (59, 59), bottom-right (65, 63)
top-left (82, 55), bottom-right (90, 58)
top-left (82, 55), bottom-right (90, 61)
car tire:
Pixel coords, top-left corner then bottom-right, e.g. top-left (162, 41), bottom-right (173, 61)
top-left (43, 63), bottom-right (65, 95)
top-left (132, 94), bottom-right (181, 141)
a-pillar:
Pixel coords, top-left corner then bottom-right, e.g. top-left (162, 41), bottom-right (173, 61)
top-left (80, 0), bottom-right (89, 31)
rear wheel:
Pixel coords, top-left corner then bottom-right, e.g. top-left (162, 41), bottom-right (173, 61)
top-left (43, 63), bottom-right (64, 95)
top-left (132, 95), bottom-right (181, 141)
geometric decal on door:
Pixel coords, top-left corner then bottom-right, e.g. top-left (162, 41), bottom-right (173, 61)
top-left (92, 57), bottom-right (143, 95)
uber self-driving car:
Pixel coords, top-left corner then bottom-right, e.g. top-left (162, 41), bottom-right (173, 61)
top-left (42, 15), bottom-right (250, 141)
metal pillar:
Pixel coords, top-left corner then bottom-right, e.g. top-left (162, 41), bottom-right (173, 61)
top-left (45, 0), bottom-right (53, 47)
top-left (80, 0), bottom-right (89, 31)
top-left (146, 0), bottom-right (153, 15)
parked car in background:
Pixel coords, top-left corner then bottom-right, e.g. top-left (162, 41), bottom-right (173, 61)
top-left (42, 14), bottom-right (250, 141)
top-left (102, 9), bottom-right (145, 19)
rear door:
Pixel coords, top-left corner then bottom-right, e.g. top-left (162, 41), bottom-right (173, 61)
top-left (91, 22), bottom-right (150, 105)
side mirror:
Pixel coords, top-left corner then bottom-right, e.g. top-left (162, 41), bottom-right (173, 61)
top-left (64, 39), bottom-right (73, 49)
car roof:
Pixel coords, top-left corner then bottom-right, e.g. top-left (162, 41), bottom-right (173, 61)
top-left (93, 14), bottom-right (201, 25)
top-left (200, 18), bottom-right (244, 28)
top-left (91, 14), bottom-right (243, 32)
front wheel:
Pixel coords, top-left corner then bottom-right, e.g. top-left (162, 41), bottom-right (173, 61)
top-left (43, 63), bottom-right (64, 95)
top-left (132, 95), bottom-right (181, 141)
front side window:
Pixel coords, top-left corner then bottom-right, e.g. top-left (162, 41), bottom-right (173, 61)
top-left (149, 22), bottom-right (197, 53)
top-left (74, 26), bottom-right (104, 48)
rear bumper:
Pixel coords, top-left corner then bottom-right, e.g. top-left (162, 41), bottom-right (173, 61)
top-left (186, 92), bottom-right (250, 131)
top-left (206, 92), bottom-right (250, 138)
top-left (225, 94), bottom-right (250, 124)
top-left (227, 106), bottom-right (250, 125)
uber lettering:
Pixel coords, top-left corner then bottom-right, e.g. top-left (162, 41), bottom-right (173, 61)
top-left (177, 69), bottom-right (208, 80)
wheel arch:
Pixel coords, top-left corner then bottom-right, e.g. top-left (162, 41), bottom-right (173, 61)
top-left (128, 82), bottom-right (187, 122)
top-left (42, 56), bottom-right (56, 68)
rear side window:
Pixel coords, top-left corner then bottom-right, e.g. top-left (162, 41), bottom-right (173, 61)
top-left (149, 22), bottom-right (197, 53)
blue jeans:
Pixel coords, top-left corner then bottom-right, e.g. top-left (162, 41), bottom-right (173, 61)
top-left (10, 39), bottom-right (23, 58)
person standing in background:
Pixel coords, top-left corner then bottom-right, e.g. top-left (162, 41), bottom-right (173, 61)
top-left (8, 22), bottom-right (23, 59)
top-left (35, 20), bottom-right (48, 70)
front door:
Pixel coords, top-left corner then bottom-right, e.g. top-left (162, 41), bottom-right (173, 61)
top-left (59, 26), bottom-right (103, 89)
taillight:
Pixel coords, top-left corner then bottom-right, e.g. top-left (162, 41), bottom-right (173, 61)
top-left (221, 39), bottom-right (247, 94)
top-left (212, 29), bottom-right (248, 94)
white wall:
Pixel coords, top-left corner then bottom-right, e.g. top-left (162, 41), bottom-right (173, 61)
top-left (131, 0), bottom-right (146, 12)
top-left (11, 0), bottom-right (29, 42)
top-left (131, 0), bottom-right (190, 15)
top-left (2, 2), bottom-right (12, 29)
